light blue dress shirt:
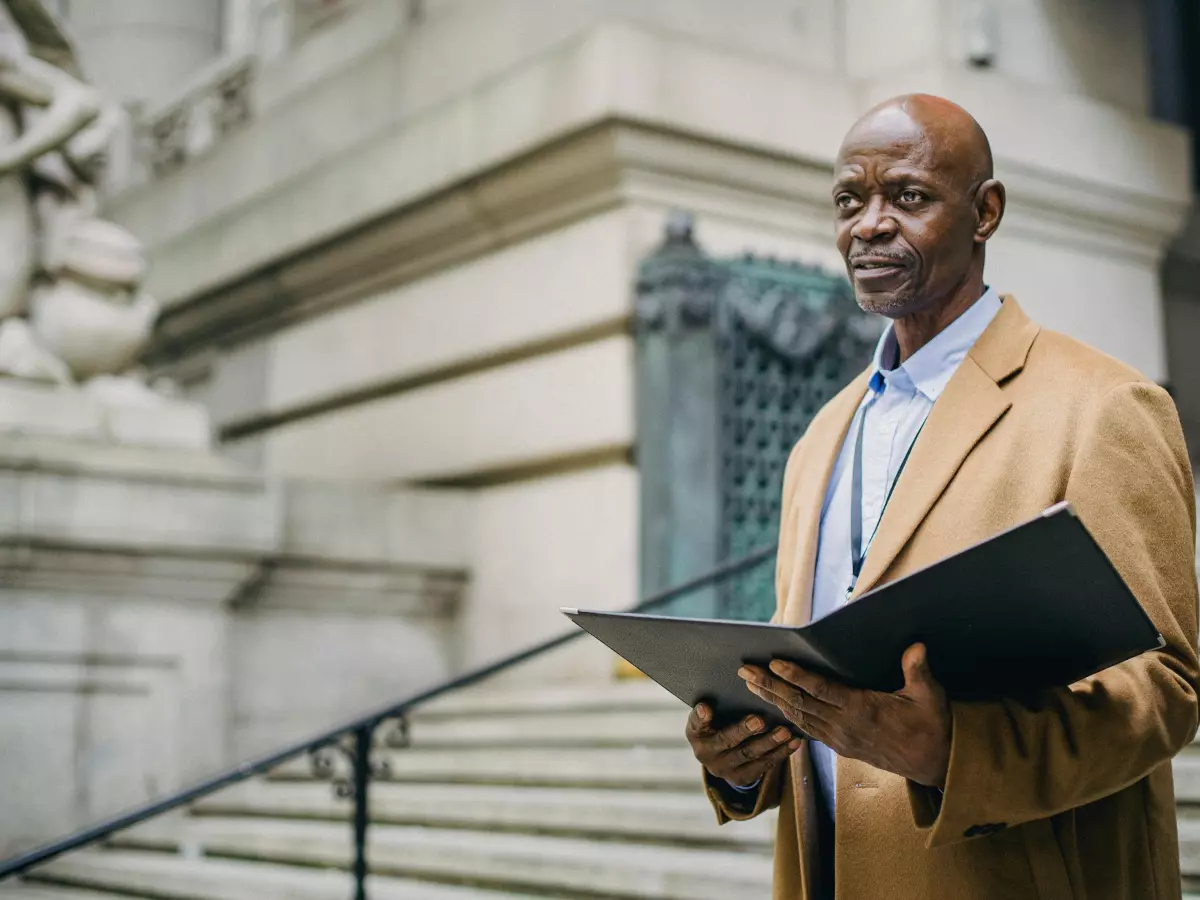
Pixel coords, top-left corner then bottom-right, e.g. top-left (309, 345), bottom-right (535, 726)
top-left (805, 286), bottom-right (1003, 818)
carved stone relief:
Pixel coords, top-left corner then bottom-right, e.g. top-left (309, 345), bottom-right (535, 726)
top-left (0, 0), bottom-right (166, 401)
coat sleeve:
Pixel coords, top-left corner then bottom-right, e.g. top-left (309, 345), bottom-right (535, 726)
top-left (704, 437), bottom-right (807, 823)
top-left (913, 380), bottom-right (1200, 847)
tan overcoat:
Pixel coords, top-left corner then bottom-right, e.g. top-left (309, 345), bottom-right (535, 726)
top-left (705, 298), bottom-right (1200, 899)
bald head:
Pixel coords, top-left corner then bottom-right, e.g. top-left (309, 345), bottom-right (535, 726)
top-left (842, 94), bottom-right (993, 193)
top-left (831, 94), bottom-right (1005, 328)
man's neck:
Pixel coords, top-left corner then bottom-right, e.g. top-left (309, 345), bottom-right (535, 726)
top-left (892, 281), bottom-right (986, 363)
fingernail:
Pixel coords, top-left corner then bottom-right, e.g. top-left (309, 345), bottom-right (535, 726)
top-left (697, 705), bottom-right (710, 723)
top-left (737, 667), bottom-right (751, 680)
top-left (769, 660), bottom-right (784, 674)
top-left (747, 716), bottom-right (764, 731)
top-left (789, 738), bottom-right (803, 750)
top-left (773, 728), bottom-right (789, 742)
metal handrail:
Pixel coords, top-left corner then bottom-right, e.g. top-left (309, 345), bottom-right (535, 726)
top-left (0, 544), bottom-right (776, 892)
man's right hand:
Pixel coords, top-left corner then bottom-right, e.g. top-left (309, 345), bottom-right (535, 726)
top-left (686, 703), bottom-right (803, 787)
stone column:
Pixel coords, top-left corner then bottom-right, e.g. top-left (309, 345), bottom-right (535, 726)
top-left (62, 0), bottom-right (224, 105)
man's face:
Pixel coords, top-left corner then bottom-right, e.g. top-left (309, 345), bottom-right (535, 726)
top-left (833, 109), bottom-right (979, 318)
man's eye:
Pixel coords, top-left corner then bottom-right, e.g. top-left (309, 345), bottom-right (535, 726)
top-left (899, 189), bottom-right (924, 203)
top-left (835, 194), bottom-right (858, 210)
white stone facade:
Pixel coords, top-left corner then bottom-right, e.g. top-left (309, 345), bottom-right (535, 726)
top-left (0, 380), bottom-right (471, 854)
top-left (4, 0), bottom-right (1192, 855)
top-left (90, 0), bottom-right (1188, 654)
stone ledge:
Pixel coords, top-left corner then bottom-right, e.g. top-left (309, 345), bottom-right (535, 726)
top-left (146, 113), bottom-right (1188, 378)
top-left (113, 18), bottom-right (1187, 321)
top-left (0, 434), bottom-right (475, 572)
top-left (0, 379), bottom-right (212, 452)
top-left (0, 543), bottom-right (259, 605)
top-left (254, 334), bottom-right (634, 484)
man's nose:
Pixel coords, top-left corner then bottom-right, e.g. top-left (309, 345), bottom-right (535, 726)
top-left (850, 196), bottom-right (898, 242)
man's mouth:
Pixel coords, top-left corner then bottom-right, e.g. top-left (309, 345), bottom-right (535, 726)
top-left (849, 257), bottom-right (910, 286)
top-left (851, 257), bottom-right (907, 271)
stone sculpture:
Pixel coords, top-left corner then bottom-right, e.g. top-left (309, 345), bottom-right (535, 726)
top-left (0, 0), bottom-right (157, 389)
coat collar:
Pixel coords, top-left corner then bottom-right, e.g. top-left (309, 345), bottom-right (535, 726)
top-left (966, 293), bottom-right (1041, 385)
top-left (868, 285), bottom-right (1004, 403)
top-left (790, 296), bottom-right (1040, 610)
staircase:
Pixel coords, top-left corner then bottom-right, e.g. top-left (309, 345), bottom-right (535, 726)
top-left (6, 676), bottom-right (1200, 898)
top-left (1176, 738), bottom-right (1200, 898)
top-left (0, 679), bottom-right (775, 900)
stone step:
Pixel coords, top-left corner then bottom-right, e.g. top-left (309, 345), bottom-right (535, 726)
top-left (1176, 815), bottom-right (1200, 877)
top-left (270, 745), bottom-right (703, 788)
top-left (194, 778), bottom-right (775, 847)
top-left (1176, 752), bottom-right (1200, 805)
top-left (113, 816), bottom-right (773, 900)
top-left (32, 849), bottom-right (546, 900)
top-left (413, 681), bottom-right (680, 718)
top-left (0, 883), bottom-right (137, 900)
top-left (403, 707), bottom-right (686, 747)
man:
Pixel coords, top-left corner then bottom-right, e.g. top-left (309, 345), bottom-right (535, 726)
top-left (685, 94), bottom-right (1200, 900)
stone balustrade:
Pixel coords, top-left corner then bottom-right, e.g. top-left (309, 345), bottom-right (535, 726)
top-left (104, 0), bottom-right (373, 193)
top-left (106, 51), bottom-right (255, 192)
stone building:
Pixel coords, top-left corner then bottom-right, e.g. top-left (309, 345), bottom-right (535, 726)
top-left (87, 0), bottom-right (1200, 659)
top-left (2, 1), bottom-right (1200, 896)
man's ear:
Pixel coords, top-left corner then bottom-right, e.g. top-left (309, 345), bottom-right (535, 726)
top-left (973, 179), bottom-right (1005, 243)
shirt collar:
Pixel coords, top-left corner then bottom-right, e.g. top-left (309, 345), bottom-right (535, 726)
top-left (868, 286), bottom-right (1003, 402)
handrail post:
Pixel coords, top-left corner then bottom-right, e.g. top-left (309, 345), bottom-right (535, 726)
top-left (352, 725), bottom-right (371, 900)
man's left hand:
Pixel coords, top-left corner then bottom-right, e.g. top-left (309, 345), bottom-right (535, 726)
top-left (739, 643), bottom-right (952, 788)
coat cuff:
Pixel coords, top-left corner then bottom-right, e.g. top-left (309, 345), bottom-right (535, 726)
top-left (906, 779), bottom-right (943, 829)
top-left (918, 701), bottom-right (1011, 848)
top-left (704, 760), bottom-right (785, 824)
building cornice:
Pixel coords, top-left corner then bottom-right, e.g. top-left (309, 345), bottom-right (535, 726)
top-left (146, 113), bottom-right (1189, 373)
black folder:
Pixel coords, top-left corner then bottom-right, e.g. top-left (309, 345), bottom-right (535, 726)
top-left (563, 503), bottom-right (1163, 731)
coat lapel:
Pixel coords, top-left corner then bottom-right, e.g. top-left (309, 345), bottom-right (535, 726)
top-left (783, 371), bottom-right (870, 624)
top-left (849, 297), bottom-right (1040, 596)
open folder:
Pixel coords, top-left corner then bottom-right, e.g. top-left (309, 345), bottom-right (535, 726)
top-left (563, 502), bottom-right (1163, 731)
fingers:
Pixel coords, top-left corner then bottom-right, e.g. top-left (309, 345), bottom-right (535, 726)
top-left (685, 703), bottom-right (713, 738)
top-left (741, 668), bottom-right (838, 724)
top-left (747, 681), bottom-right (833, 733)
top-left (730, 736), bottom-right (802, 781)
top-left (766, 660), bottom-right (847, 707)
top-left (714, 714), bottom-right (769, 751)
top-left (719, 725), bottom-right (795, 768)
top-left (707, 724), bottom-right (803, 785)
top-left (901, 643), bottom-right (935, 688)
top-left (686, 708), bottom-right (769, 764)
top-left (686, 705), bottom-right (762, 744)
top-left (686, 705), bottom-right (800, 783)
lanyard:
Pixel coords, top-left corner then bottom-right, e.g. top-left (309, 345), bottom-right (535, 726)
top-left (848, 393), bottom-right (927, 593)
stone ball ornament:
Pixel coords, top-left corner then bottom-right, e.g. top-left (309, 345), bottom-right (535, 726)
top-left (28, 276), bottom-right (158, 381)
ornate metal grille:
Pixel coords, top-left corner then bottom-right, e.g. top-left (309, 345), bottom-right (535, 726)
top-left (716, 261), bottom-right (878, 620)
top-left (636, 214), bottom-right (879, 623)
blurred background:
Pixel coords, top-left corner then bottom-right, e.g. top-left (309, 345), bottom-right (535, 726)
top-left (1, 1), bottom-right (1199, 897)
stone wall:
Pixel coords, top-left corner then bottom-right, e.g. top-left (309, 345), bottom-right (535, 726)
top-left (0, 409), bottom-right (472, 854)
top-left (7, 0), bottom-right (1189, 860)
top-left (75, 0), bottom-right (1194, 674)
